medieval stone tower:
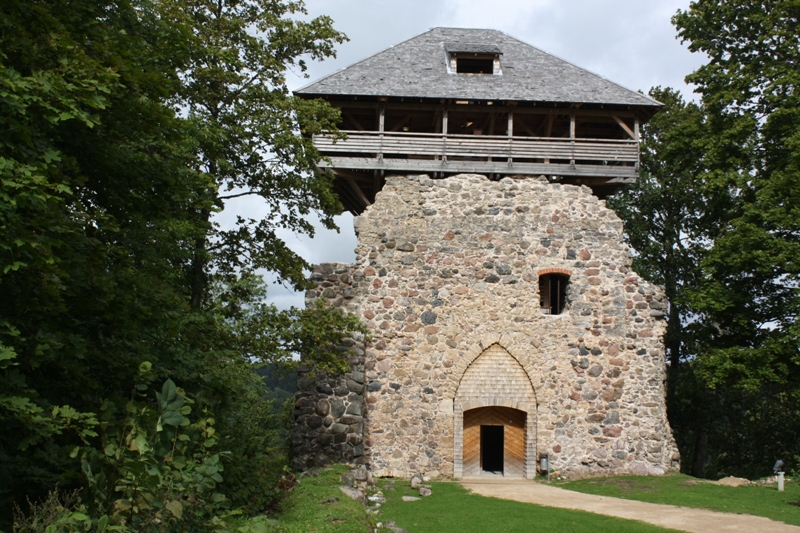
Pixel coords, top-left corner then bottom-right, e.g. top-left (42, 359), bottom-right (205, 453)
top-left (292, 28), bottom-right (680, 479)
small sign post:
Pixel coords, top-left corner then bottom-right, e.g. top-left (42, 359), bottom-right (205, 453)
top-left (774, 460), bottom-right (785, 492)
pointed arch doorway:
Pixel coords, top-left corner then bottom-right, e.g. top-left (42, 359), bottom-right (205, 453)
top-left (453, 344), bottom-right (537, 479)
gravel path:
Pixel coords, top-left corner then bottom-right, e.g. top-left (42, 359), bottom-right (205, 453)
top-left (461, 478), bottom-right (800, 532)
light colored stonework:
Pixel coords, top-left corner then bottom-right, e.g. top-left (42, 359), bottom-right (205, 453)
top-left (293, 174), bottom-right (680, 479)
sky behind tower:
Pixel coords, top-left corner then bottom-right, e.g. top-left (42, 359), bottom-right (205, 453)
top-left (219, 1), bottom-right (704, 309)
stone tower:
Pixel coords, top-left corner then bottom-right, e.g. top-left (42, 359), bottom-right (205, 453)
top-left (291, 28), bottom-right (679, 479)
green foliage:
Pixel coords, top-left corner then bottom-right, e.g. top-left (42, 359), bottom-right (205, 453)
top-left (174, 0), bottom-right (348, 307)
top-left (615, 1), bottom-right (800, 479)
top-left (1, 331), bottom-right (99, 452)
top-left (77, 377), bottom-right (228, 531)
top-left (0, 0), bottom-right (359, 529)
top-left (674, 0), bottom-right (800, 390)
top-left (608, 87), bottom-right (729, 365)
top-left (606, 87), bottom-right (740, 477)
top-left (13, 488), bottom-right (94, 533)
top-left (562, 474), bottom-right (800, 526)
top-left (665, 0), bottom-right (800, 477)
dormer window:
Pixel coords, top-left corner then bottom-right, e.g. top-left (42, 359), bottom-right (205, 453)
top-left (445, 43), bottom-right (502, 75)
top-left (456, 54), bottom-right (494, 73)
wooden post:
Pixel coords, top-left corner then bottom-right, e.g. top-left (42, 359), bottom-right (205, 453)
top-left (544, 114), bottom-right (554, 164)
top-left (613, 115), bottom-right (636, 139)
top-left (570, 113), bottom-right (576, 167)
top-left (378, 103), bottom-right (385, 162)
top-left (634, 116), bottom-right (641, 170)
top-left (442, 107), bottom-right (448, 165)
top-left (508, 111), bottom-right (514, 167)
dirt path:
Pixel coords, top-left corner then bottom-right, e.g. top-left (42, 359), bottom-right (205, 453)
top-left (461, 478), bottom-right (800, 532)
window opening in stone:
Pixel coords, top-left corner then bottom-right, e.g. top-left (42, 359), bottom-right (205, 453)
top-left (456, 55), bottom-right (495, 74)
top-left (480, 425), bottom-right (504, 473)
top-left (540, 273), bottom-right (569, 315)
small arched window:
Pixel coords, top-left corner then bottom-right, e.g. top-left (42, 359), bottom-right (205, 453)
top-left (539, 271), bottom-right (570, 315)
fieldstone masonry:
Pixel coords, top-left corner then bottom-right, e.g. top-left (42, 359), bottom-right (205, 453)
top-left (293, 173), bottom-right (680, 479)
top-left (292, 338), bottom-right (367, 469)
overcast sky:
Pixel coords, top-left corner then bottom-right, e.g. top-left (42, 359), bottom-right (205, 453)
top-left (219, 0), bottom-right (706, 310)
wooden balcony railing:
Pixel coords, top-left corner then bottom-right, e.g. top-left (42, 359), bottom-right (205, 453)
top-left (312, 131), bottom-right (639, 180)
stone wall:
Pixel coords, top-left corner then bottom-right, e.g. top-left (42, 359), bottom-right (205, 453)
top-left (291, 272), bottom-right (367, 470)
top-left (294, 173), bottom-right (680, 479)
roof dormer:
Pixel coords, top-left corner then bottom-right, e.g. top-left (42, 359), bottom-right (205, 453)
top-left (445, 43), bottom-right (502, 75)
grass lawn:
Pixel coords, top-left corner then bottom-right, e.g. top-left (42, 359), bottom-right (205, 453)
top-left (376, 480), bottom-right (679, 533)
top-left (266, 465), bottom-right (371, 533)
top-left (561, 474), bottom-right (800, 526)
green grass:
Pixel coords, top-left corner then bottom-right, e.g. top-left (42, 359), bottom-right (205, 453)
top-left (561, 474), bottom-right (800, 526)
top-left (375, 480), bottom-right (678, 533)
top-left (266, 464), bottom-right (371, 533)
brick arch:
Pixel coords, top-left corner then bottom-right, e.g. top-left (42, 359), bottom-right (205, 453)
top-left (537, 268), bottom-right (572, 277)
top-left (445, 337), bottom-right (539, 403)
top-left (452, 343), bottom-right (538, 479)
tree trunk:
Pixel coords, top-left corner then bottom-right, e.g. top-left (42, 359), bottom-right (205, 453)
top-left (664, 276), bottom-right (682, 421)
top-left (190, 207), bottom-right (210, 310)
top-left (691, 428), bottom-right (708, 477)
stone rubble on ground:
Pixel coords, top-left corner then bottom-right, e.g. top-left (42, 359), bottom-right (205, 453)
top-left (338, 485), bottom-right (365, 503)
top-left (715, 476), bottom-right (753, 487)
top-left (368, 491), bottom-right (386, 504)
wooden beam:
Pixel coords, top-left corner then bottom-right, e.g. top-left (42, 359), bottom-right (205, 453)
top-left (508, 111), bottom-right (514, 166)
top-left (515, 118), bottom-right (536, 137)
top-left (341, 173), bottom-right (372, 208)
top-left (330, 100), bottom-right (639, 117)
top-left (433, 108), bottom-right (442, 133)
top-left (321, 156), bottom-right (638, 180)
top-left (331, 167), bottom-right (373, 183)
top-left (570, 113), bottom-right (576, 139)
top-left (389, 115), bottom-right (412, 132)
top-left (373, 169), bottom-right (383, 198)
top-left (613, 115), bottom-right (636, 139)
top-left (342, 111), bottom-right (366, 131)
top-left (544, 115), bottom-right (554, 163)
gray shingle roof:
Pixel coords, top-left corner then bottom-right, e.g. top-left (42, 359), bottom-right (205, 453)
top-left (444, 43), bottom-right (503, 55)
top-left (296, 28), bottom-right (659, 108)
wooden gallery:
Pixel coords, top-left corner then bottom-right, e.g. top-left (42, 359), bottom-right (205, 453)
top-left (292, 28), bottom-right (679, 479)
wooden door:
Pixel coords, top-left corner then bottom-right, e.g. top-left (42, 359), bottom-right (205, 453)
top-left (463, 406), bottom-right (526, 476)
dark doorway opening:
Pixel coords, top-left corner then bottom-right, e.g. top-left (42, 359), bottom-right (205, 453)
top-left (539, 273), bottom-right (569, 315)
top-left (481, 425), bottom-right (504, 473)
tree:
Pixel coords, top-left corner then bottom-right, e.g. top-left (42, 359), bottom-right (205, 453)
top-left (1, 0), bottom-right (363, 528)
top-left (608, 87), bottom-right (737, 476)
top-left (671, 0), bottom-right (800, 476)
top-left (0, 0), bottom-right (206, 519)
top-left (171, 0), bottom-right (348, 309)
